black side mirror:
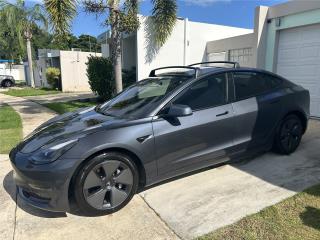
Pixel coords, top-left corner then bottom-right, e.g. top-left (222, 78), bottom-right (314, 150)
top-left (164, 104), bottom-right (193, 118)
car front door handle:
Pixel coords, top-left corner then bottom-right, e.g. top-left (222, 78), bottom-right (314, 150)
top-left (216, 111), bottom-right (229, 117)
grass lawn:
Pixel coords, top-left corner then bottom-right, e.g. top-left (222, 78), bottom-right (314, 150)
top-left (44, 100), bottom-right (97, 114)
top-left (198, 184), bottom-right (320, 240)
top-left (4, 87), bottom-right (60, 97)
top-left (0, 104), bottom-right (22, 154)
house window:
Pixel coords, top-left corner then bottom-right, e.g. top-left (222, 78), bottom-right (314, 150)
top-left (229, 48), bottom-right (252, 63)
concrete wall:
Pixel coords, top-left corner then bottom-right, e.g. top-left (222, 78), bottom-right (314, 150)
top-left (136, 16), bottom-right (252, 80)
top-left (206, 33), bottom-right (255, 67)
top-left (34, 49), bottom-right (101, 92)
top-left (59, 51), bottom-right (101, 92)
top-left (0, 64), bottom-right (25, 81)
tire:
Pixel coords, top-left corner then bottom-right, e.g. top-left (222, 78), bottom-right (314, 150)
top-left (2, 80), bottom-right (13, 88)
top-left (274, 114), bottom-right (303, 155)
top-left (73, 152), bottom-right (139, 216)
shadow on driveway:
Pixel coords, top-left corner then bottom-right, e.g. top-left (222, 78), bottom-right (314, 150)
top-left (3, 171), bottom-right (67, 218)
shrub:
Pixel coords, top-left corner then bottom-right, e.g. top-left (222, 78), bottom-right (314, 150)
top-left (46, 67), bottom-right (60, 89)
top-left (86, 56), bottom-right (137, 100)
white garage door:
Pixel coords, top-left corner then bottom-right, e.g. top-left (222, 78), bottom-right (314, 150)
top-left (276, 24), bottom-right (320, 117)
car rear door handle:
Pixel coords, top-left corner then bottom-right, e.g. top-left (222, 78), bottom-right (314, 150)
top-left (216, 111), bottom-right (229, 117)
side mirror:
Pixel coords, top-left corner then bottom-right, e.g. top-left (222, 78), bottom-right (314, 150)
top-left (164, 104), bottom-right (193, 118)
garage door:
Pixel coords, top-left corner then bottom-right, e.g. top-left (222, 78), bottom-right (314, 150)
top-left (276, 24), bottom-right (320, 117)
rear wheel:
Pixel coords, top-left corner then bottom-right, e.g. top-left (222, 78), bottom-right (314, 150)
top-left (74, 152), bottom-right (139, 216)
top-left (274, 115), bottom-right (303, 155)
top-left (2, 80), bottom-right (13, 88)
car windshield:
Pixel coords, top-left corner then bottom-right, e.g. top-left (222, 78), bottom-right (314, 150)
top-left (97, 76), bottom-right (191, 118)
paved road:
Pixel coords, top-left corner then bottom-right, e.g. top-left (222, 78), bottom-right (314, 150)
top-left (1, 92), bottom-right (320, 240)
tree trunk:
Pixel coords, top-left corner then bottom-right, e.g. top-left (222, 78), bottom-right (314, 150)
top-left (110, 1), bottom-right (123, 93)
top-left (26, 38), bottom-right (35, 88)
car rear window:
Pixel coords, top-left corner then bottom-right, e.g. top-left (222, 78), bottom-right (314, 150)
top-left (233, 72), bottom-right (282, 101)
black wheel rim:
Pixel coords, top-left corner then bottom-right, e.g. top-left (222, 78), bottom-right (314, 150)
top-left (83, 160), bottom-right (133, 210)
top-left (280, 118), bottom-right (302, 153)
top-left (5, 81), bottom-right (11, 87)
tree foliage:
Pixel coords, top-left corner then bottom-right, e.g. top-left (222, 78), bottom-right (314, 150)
top-left (44, 0), bottom-right (77, 40)
top-left (86, 56), bottom-right (115, 100)
top-left (86, 55), bottom-right (136, 100)
top-left (46, 67), bottom-right (60, 89)
top-left (0, 0), bottom-right (47, 61)
top-left (151, 0), bottom-right (177, 46)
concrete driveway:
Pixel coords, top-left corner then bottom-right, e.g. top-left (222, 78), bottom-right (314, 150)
top-left (141, 120), bottom-right (320, 239)
top-left (1, 91), bottom-right (320, 239)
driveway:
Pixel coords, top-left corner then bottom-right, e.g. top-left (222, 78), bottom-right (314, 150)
top-left (1, 92), bottom-right (320, 239)
top-left (141, 120), bottom-right (320, 239)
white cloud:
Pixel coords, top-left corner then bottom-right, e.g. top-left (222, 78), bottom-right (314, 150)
top-left (181, 0), bottom-right (231, 7)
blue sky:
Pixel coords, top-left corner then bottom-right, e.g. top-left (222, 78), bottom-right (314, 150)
top-left (30, 0), bottom-right (289, 37)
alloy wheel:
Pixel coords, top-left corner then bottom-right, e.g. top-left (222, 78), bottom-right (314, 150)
top-left (4, 81), bottom-right (12, 87)
top-left (82, 160), bottom-right (133, 210)
top-left (279, 118), bottom-right (302, 153)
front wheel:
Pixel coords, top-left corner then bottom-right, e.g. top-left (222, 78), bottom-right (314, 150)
top-left (73, 152), bottom-right (139, 216)
top-left (274, 115), bottom-right (303, 155)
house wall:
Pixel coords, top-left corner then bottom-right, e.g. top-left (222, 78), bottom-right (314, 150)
top-left (136, 16), bottom-right (186, 80)
top-left (206, 6), bottom-right (267, 68)
top-left (59, 51), bottom-right (101, 92)
top-left (206, 33), bottom-right (255, 67)
top-left (136, 16), bottom-right (252, 80)
top-left (0, 64), bottom-right (25, 81)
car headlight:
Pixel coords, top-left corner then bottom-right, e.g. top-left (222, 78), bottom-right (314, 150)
top-left (30, 139), bottom-right (78, 165)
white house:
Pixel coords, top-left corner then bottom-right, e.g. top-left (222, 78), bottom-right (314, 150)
top-left (33, 49), bottom-right (101, 92)
top-left (98, 15), bottom-right (252, 80)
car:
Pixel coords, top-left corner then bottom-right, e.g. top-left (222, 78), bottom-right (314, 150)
top-left (0, 75), bottom-right (15, 88)
top-left (9, 61), bottom-right (310, 215)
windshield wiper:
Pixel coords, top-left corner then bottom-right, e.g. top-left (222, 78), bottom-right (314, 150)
top-left (95, 105), bottom-right (115, 117)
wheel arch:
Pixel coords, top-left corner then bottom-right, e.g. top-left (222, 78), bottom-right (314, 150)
top-left (283, 110), bottom-right (308, 134)
top-left (1, 78), bottom-right (14, 86)
top-left (68, 147), bottom-right (147, 202)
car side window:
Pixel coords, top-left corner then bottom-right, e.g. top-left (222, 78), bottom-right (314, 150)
top-left (173, 73), bottom-right (228, 111)
top-left (233, 71), bottom-right (277, 101)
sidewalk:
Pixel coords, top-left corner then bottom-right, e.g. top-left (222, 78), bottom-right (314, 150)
top-left (24, 92), bottom-right (96, 104)
top-left (0, 93), bottom-right (179, 240)
top-left (0, 94), bottom-right (57, 136)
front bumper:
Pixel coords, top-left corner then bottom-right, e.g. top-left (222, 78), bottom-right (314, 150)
top-left (9, 148), bottom-right (79, 212)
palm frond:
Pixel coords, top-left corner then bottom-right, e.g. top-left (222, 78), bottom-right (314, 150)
top-left (44, 0), bottom-right (77, 36)
top-left (151, 0), bottom-right (177, 47)
top-left (30, 4), bottom-right (48, 30)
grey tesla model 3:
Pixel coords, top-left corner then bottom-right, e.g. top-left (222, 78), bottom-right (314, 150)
top-left (10, 62), bottom-right (310, 215)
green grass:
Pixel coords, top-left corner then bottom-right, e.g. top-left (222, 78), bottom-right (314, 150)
top-left (0, 104), bottom-right (22, 154)
top-left (14, 80), bottom-right (27, 87)
top-left (4, 87), bottom-right (60, 97)
top-left (197, 184), bottom-right (320, 240)
top-left (43, 100), bottom-right (97, 114)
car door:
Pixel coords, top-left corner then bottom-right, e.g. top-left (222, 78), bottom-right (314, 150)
top-left (152, 72), bottom-right (235, 176)
top-left (231, 71), bottom-right (284, 152)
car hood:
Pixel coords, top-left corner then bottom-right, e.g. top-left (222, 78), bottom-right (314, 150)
top-left (17, 107), bottom-right (121, 153)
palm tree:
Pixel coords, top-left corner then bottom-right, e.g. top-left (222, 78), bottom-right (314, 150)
top-left (45, 0), bottom-right (177, 93)
top-left (0, 0), bottom-right (47, 88)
